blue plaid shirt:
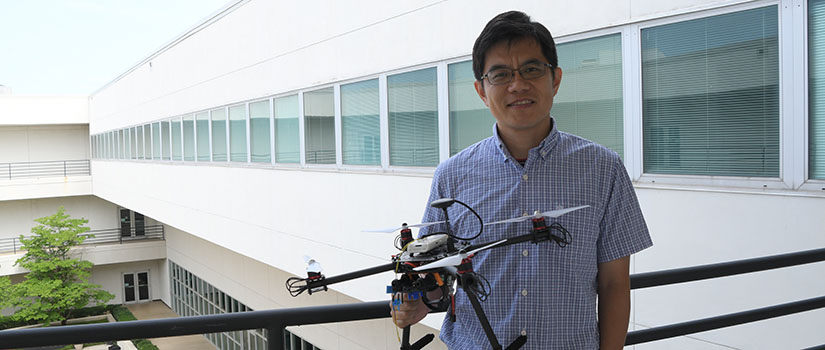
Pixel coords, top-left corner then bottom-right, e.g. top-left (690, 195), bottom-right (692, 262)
top-left (420, 120), bottom-right (652, 349)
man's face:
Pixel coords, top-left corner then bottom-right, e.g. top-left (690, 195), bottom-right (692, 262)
top-left (474, 38), bottom-right (562, 137)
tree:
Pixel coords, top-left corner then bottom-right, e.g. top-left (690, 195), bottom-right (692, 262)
top-left (0, 207), bottom-right (114, 325)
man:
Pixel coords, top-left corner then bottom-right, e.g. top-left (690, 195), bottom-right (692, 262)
top-left (392, 10), bottom-right (652, 350)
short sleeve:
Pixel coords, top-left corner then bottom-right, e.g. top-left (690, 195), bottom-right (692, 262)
top-left (597, 156), bottom-right (653, 263)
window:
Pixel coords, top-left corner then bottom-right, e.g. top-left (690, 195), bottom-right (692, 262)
top-left (553, 34), bottom-right (624, 158)
top-left (212, 108), bottom-right (228, 162)
top-left (118, 129), bottom-right (124, 159)
top-left (448, 61), bottom-right (495, 156)
top-left (304, 87), bottom-right (335, 164)
top-left (388, 67), bottom-right (439, 166)
top-left (274, 95), bottom-right (300, 163)
top-left (183, 115), bottom-right (195, 161)
top-left (341, 79), bottom-right (380, 165)
top-left (810, 0), bottom-right (825, 179)
top-left (172, 118), bottom-right (182, 161)
top-left (136, 126), bottom-right (144, 159)
top-left (130, 127), bottom-right (138, 159)
top-left (641, 6), bottom-right (779, 177)
top-left (152, 123), bottom-right (161, 159)
top-left (250, 100), bottom-right (271, 163)
top-left (162, 121), bottom-right (172, 160)
top-left (196, 112), bottom-right (210, 161)
top-left (229, 104), bottom-right (247, 162)
top-left (144, 124), bottom-right (152, 160)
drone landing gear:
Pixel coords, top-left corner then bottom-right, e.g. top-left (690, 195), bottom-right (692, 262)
top-left (400, 326), bottom-right (435, 350)
top-left (456, 261), bottom-right (527, 350)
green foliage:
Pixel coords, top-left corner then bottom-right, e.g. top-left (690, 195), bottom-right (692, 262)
top-left (0, 207), bottom-right (114, 325)
top-left (111, 305), bottom-right (137, 321)
top-left (133, 338), bottom-right (160, 350)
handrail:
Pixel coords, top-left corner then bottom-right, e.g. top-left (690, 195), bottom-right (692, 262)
top-left (0, 246), bottom-right (822, 349)
top-left (0, 225), bottom-right (165, 254)
top-left (631, 247), bottom-right (825, 289)
top-left (0, 159), bottom-right (90, 180)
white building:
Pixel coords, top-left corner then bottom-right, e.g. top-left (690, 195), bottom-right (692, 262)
top-left (2, 0), bottom-right (824, 349)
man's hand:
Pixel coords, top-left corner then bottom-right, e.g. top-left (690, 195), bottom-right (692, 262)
top-left (390, 293), bottom-right (431, 328)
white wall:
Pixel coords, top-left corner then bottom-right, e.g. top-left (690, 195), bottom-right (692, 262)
top-left (0, 125), bottom-right (90, 162)
top-left (0, 96), bottom-right (89, 125)
top-left (0, 195), bottom-right (122, 240)
top-left (90, 260), bottom-right (165, 305)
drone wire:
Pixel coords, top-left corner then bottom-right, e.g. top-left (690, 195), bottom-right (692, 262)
top-left (442, 198), bottom-right (484, 241)
top-left (548, 222), bottom-right (572, 247)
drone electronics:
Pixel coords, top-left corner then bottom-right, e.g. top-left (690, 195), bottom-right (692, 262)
top-left (285, 198), bottom-right (589, 350)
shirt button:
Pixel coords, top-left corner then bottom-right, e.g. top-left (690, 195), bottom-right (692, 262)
top-left (522, 249), bottom-right (529, 257)
top-left (521, 289), bottom-right (528, 296)
top-left (522, 211), bottom-right (529, 217)
top-left (522, 174), bottom-right (528, 181)
top-left (521, 329), bottom-right (527, 336)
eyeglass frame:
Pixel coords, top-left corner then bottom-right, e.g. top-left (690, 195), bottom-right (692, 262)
top-left (480, 61), bottom-right (555, 86)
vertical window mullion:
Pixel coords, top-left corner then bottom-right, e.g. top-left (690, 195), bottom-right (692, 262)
top-left (625, 24), bottom-right (644, 180)
top-left (379, 74), bottom-right (390, 169)
top-left (297, 91), bottom-right (306, 165)
top-left (334, 84), bottom-right (342, 167)
top-left (437, 61), bottom-right (450, 163)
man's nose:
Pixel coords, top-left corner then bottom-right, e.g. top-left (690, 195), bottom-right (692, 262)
top-left (507, 71), bottom-right (530, 92)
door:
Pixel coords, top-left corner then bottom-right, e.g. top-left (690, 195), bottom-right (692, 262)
top-left (134, 212), bottom-right (145, 236)
top-left (119, 209), bottom-right (131, 237)
top-left (123, 272), bottom-right (150, 303)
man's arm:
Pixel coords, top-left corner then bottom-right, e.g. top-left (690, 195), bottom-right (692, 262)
top-left (597, 255), bottom-right (631, 350)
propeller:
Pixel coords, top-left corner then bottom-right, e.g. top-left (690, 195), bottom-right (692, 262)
top-left (362, 221), bottom-right (446, 233)
top-left (485, 205), bottom-right (590, 226)
top-left (413, 239), bottom-right (506, 271)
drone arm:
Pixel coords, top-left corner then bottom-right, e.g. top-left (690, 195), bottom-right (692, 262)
top-left (303, 262), bottom-right (397, 292)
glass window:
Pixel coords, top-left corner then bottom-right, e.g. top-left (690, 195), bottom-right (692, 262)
top-left (810, 0), bottom-right (825, 179)
top-left (274, 95), bottom-right (300, 163)
top-left (304, 87), bottom-right (335, 164)
top-left (130, 127), bottom-right (137, 159)
top-left (152, 122), bottom-right (161, 159)
top-left (196, 112), bottom-right (210, 161)
top-left (183, 115), bottom-right (195, 161)
top-left (250, 100), bottom-right (271, 163)
top-left (553, 34), bottom-right (624, 159)
top-left (341, 79), bottom-right (380, 165)
top-left (143, 124), bottom-right (151, 160)
top-left (448, 61), bottom-right (495, 156)
top-left (229, 104), bottom-right (248, 162)
top-left (136, 126), bottom-right (144, 159)
top-left (388, 67), bottom-right (439, 166)
top-left (212, 108), bottom-right (228, 162)
top-left (119, 129), bottom-right (125, 159)
top-left (162, 121), bottom-right (171, 160)
top-left (641, 6), bottom-right (779, 177)
top-left (171, 118), bottom-right (182, 161)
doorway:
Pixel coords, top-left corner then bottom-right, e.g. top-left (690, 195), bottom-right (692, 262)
top-left (123, 271), bottom-right (150, 303)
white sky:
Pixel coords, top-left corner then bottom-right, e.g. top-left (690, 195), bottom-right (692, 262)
top-left (0, 0), bottom-right (230, 95)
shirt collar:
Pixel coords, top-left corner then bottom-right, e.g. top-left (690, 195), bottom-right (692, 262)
top-left (493, 117), bottom-right (559, 163)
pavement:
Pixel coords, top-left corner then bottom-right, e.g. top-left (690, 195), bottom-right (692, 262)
top-left (126, 301), bottom-right (215, 350)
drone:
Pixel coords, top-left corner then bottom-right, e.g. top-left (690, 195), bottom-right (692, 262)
top-left (286, 198), bottom-right (588, 350)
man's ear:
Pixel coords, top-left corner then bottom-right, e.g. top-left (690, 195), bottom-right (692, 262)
top-left (552, 67), bottom-right (563, 96)
top-left (474, 80), bottom-right (489, 107)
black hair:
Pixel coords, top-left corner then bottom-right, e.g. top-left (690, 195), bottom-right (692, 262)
top-left (472, 11), bottom-right (558, 82)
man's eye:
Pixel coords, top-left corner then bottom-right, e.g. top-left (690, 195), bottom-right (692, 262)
top-left (491, 70), bottom-right (510, 79)
top-left (522, 65), bottom-right (541, 74)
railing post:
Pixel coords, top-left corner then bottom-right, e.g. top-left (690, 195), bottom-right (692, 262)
top-left (64, 161), bottom-right (67, 177)
top-left (8, 163), bottom-right (11, 179)
top-left (267, 324), bottom-right (285, 350)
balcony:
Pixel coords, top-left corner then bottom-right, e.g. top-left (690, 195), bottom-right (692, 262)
top-left (0, 160), bottom-right (92, 201)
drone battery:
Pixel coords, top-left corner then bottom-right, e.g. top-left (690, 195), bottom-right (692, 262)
top-left (407, 234), bottom-right (448, 254)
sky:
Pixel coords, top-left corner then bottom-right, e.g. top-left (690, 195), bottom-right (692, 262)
top-left (0, 0), bottom-right (230, 95)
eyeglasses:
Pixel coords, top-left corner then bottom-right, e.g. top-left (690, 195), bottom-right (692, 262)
top-left (481, 62), bottom-right (554, 85)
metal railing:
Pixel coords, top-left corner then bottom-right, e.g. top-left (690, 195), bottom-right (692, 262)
top-left (0, 246), bottom-right (822, 350)
top-left (0, 160), bottom-right (90, 180)
top-left (0, 225), bottom-right (164, 254)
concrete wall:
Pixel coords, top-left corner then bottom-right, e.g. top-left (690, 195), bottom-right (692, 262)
top-left (0, 125), bottom-right (90, 162)
top-left (0, 195), bottom-right (122, 239)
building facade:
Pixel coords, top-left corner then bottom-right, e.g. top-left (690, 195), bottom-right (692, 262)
top-left (3, 0), bottom-right (825, 349)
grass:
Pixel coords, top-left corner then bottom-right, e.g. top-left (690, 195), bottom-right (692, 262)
top-left (109, 305), bottom-right (159, 350)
